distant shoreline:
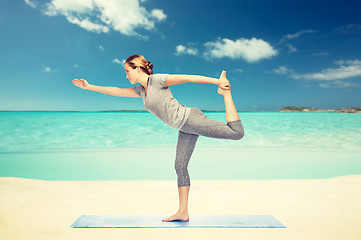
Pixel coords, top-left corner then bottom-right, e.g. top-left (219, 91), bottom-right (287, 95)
top-left (1, 107), bottom-right (360, 113)
top-left (280, 106), bottom-right (361, 113)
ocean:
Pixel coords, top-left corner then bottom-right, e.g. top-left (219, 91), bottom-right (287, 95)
top-left (0, 111), bottom-right (360, 151)
top-left (1, 111), bottom-right (360, 180)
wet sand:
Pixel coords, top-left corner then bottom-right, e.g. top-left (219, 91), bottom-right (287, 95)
top-left (0, 175), bottom-right (360, 240)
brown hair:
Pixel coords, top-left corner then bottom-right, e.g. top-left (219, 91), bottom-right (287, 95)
top-left (125, 54), bottom-right (153, 75)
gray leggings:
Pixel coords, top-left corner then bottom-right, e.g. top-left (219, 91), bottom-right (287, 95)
top-left (175, 107), bottom-right (244, 187)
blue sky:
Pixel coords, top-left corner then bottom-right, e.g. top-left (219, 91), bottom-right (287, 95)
top-left (1, 0), bottom-right (360, 111)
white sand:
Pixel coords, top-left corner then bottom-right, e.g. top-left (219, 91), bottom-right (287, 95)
top-left (0, 175), bottom-right (360, 240)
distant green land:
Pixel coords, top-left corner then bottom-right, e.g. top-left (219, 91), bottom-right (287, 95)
top-left (280, 106), bottom-right (361, 113)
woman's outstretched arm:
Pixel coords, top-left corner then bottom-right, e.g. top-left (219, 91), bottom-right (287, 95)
top-left (72, 79), bottom-right (139, 97)
top-left (166, 71), bottom-right (230, 89)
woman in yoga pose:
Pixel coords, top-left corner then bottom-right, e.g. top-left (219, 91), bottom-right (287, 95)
top-left (72, 54), bottom-right (244, 222)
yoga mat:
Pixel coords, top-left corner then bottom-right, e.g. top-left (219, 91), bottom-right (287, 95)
top-left (71, 215), bottom-right (286, 228)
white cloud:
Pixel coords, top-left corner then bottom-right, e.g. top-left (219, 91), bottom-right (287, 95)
top-left (279, 29), bottom-right (317, 45)
top-left (204, 37), bottom-right (277, 62)
top-left (175, 45), bottom-right (198, 56)
top-left (42, 65), bottom-right (57, 72)
top-left (271, 60), bottom-right (361, 88)
top-left (285, 29), bottom-right (316, 40)
top-left (311, 51), bottom-right (329, 57)
top-left (273, 66), bottom-right (292, 75)
top-left (74, 64), bottom-right (85, 69)
top-left (287, 44), bottom-right (297, 53)
top-left (292, 60), bottom-right (361, 81)
top-left (112, 58), bottom-right (125, 66)
top-left (319, 81), bottom-right (358, 88)
top-left (66, 15), bottom-right (109, 33)
top-left (41, 0), bottom-right (166, 37)
top-left (24, 0), bottom-right (37, 8)
top-left (335, 24), bottom-right (361, 35)
top-left (151, 9), bottom-right (166, 21)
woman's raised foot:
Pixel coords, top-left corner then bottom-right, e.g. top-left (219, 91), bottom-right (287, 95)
top-left (218, 86), bottom-right (231, 96)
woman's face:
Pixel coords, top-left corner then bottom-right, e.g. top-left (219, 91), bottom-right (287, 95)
top-left (124, 63), bottom-right (139, 84)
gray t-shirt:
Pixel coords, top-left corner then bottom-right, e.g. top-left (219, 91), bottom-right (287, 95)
top-left (132, 74), bottom-right (191, 130)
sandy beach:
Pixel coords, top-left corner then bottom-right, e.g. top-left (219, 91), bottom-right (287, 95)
top-left (0, 175), bottom-right (360, 240)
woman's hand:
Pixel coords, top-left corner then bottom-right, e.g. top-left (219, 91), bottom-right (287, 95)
top-left (72, 79), bottom-right (89, 89)
top-left (219, 70), bottom-right (231, 90)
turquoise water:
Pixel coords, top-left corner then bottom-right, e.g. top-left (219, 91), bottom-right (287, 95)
top-left (1, 148), bottom-right (360, 180)
top-left (1, 111), bottom-right (361, 151)
top-left (1, 111), bottom-right (361, 180)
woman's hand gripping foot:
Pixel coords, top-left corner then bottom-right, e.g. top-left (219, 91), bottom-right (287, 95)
top-left (218, 70), bottom-right (231, 96)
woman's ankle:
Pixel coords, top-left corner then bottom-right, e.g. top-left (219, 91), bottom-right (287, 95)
top-left (178, 209), bottom-right (188, 214)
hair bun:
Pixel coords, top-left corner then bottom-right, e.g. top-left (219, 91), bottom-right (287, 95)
top-left (146, 61), bottom-right (153, 70)
top-left (125, 54), bottom-right (153, 75)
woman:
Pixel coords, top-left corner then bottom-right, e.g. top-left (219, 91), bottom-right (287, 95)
top-left (72, 54), bottom-right (244, 222)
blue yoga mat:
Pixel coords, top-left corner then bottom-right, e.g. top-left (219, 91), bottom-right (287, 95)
top-left (71, 215), bottom-right (286, 228)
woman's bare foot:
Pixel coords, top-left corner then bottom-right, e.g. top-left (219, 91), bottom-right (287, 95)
top-left (218, 86), bottom-right (231, 96)
top-left (162, 211), bottom-right (189, 222)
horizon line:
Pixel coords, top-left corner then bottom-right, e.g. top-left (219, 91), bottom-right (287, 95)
top-left (0, 110), bottom-right (265, 112)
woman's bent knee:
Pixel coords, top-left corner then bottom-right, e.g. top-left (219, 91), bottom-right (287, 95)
top-left (235, 128), bottom-right (244, 140)
top-left (227, 120), bottom-right (244, 140)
